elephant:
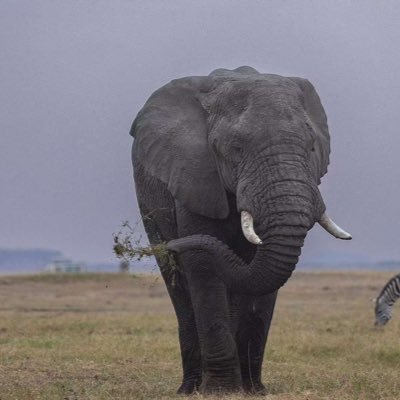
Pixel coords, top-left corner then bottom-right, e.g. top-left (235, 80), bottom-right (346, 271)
top-left (130, 66), bottom-right (351, 394)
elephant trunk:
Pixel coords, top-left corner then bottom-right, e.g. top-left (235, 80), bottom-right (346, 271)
top-left (226, 152), bottom-right (323, 294)
top-left (232, 182), bottom-right (319, 295)
top-left (168, 175), bottom-right (322, 296)
top-left (236, 211), bottom-right (313, 295)
top-left (167, 142), bottom-right (351, 296)
top-left (166, 219), bottom-right (309, 297)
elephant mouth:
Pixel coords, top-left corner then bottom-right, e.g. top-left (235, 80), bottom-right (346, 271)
top-left (240, 210), bottom-right (352, 245)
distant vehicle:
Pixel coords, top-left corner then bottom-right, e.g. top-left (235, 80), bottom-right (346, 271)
top-left (44, 259), bottom-right (86, 274)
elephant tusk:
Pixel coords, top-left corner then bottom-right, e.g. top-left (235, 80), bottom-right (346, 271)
top-left (241, 211), bottom-right (263, 245)
top-left (318, 212), bottom-right (352, 240)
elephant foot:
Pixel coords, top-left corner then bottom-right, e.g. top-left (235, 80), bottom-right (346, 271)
top-left (176, 377), bottom-right (201, 395)
top-left (197, 322), bottom-right (243, 394)
top-left (198, 371), bottom-right (242, 394)
top-left (243, 380), bottom-right (268, 396)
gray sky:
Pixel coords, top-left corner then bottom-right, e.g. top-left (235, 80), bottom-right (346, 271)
top-left (1, 0), bottom-right (400, 265)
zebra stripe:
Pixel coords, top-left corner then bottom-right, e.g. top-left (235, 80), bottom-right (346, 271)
top-left (374, 273), bottom-right (400, 326)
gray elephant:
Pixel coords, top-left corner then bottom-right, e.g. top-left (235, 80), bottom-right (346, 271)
top-left (130, 66), bottom-right (351, 394)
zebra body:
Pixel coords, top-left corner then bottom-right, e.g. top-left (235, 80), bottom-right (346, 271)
top-left (374, 273), bottom-right (400, 326)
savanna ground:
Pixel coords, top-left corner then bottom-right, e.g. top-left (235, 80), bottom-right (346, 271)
top-left (0, 271), bottom-right (399, 400)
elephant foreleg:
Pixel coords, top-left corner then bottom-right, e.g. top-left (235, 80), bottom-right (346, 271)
top-left (181, 251), bottom-right (242, 394)
top-left (137, 203), bottom-right (202, 393)
top-left (141, 230), bottom-right (202, 393)
top-left (236, 291), bottom-right (278, 394)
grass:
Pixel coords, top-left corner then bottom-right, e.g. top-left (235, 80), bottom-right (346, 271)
top-left (0, 270), bottom-right (399, 399)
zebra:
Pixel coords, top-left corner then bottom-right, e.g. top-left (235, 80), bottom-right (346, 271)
top-left (374, 273), bottom-right (400, 326)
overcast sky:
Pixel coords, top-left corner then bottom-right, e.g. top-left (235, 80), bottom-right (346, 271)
top-left (1, 1), bottom-right (400, 266)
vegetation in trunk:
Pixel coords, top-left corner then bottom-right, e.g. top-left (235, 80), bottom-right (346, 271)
top-left (113, 221), bottom-right (177, 269)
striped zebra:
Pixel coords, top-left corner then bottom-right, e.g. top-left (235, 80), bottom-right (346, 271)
top-left (374, 273), bottom-right (400, 326)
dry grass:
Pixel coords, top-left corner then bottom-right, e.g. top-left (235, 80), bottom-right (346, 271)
top-left (0, 271), bottom-right (399, 399)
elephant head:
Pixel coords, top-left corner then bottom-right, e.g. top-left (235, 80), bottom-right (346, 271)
top-left (131, 66), bottom-right (351, 295)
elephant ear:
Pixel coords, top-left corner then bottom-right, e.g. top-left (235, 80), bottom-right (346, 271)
top-left (130, 76), bottom-right (230, 219)
top-left (289, 77), bottom-right (331, 184)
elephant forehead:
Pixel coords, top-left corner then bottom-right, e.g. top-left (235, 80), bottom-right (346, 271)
top-left (209, 78), bottom-right (304, 121)
top-left (208, 95), bottom-right (307, 144)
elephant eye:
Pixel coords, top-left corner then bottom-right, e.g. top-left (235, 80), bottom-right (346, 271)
top-left (211, 137), bottom-right (242, 160)
top-left (232, 144), bottom-right (241, 153)
top-left (230, 144), bottom-right (243, 161)
top-left (309, 137), bottom-right (316, 153)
